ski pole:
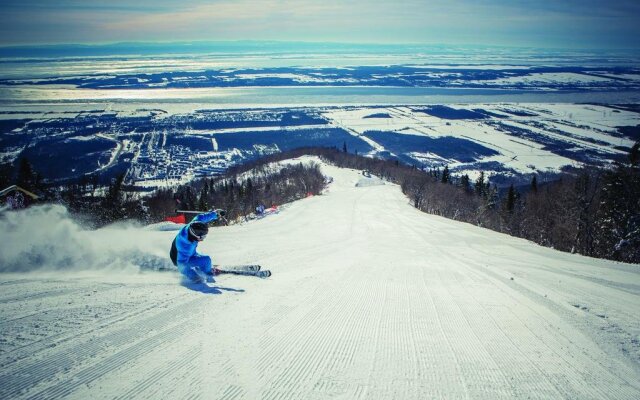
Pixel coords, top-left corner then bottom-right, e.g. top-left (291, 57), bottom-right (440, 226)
top-left (175, 209), bottom-right (230, 225)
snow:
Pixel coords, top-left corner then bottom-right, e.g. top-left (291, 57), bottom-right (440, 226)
top-left (234, 73), bottom-right (360, 84)
top-left (322, 104), bottom-right (639, 176)
top-left (1, 158), bottom-right (639, 399)
top-left (185, 123), bottom-right (330, 136)
top-left (484, 72), bottom-right (620, 86)
top-left (355, 174), bottom-right (385, 187)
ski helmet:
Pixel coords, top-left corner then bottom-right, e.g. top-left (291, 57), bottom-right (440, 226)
top-left (188, 222), bottom-right (209, 240)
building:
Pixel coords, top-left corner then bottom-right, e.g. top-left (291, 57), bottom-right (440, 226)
top-left (0, 185), bottom-right (40, 210)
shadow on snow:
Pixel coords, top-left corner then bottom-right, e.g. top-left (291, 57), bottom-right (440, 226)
top-left (180, 280), bottom-right (246, 295)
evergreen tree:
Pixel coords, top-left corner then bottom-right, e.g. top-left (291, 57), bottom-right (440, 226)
top-left (460, 174), bottom-right (471, 193)
top-left (343, 141), bottom-right (348, 153)
top-left (506, 184), bottom-right (517, 213)
top-left (596, 169), bottom-right (626, 257)
top-left (441, 165), bottom-right (450, 184)
top-left (573, 171), bottom-right (599, 255)
top-left (181, 186), bottom-right (197, 210)
top-left (127, 198), bottom-right (150, 224)
top-left (101, 172), bottom-right (127, 223)
top-left (0, 163), bottom-right (12, 188)
top-left (17, 158), bottom-right (33, 187)
top-left (596, 159), bottom-right (640, 261)
top-left (198, 184), bottom-right (210, 211)
top-left (530, 175), bottom-right (538, 194)
top-left (486, 184), bottom-right (499, 210)
top-left (17, 157), bottom-right (41, 191)
top-left (629, 142), bottom-right (639, 166)
top-left (474, 171), bottom-right (486, 196)
top-left (106, 173), bottom-right (125, 205)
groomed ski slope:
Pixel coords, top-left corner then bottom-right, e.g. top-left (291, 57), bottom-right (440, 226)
top-left (1, 157), bottom-right (639, 399)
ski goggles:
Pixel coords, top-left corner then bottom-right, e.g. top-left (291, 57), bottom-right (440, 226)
top-left (188, 227), bottom-right (208, 240)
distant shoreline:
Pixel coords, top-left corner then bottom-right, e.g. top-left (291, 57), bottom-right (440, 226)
top-left (1, 85), bottom-right (639, 108)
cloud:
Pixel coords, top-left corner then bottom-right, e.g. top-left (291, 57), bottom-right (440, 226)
top-left (1, 0), bottom-right (639, 48)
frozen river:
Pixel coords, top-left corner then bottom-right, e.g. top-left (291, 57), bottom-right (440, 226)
top-left (2, 85), bottom-right (640, 109)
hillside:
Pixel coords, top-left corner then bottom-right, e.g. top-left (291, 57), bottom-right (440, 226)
top-left (0, 157), bottom-right (639, 399)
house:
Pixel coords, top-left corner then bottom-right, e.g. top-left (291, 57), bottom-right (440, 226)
top-left (0, 185), bottom-right (40, 210)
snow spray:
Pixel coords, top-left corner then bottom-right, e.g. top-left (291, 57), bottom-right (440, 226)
top-left (0, 204), bottom-right (173, 272)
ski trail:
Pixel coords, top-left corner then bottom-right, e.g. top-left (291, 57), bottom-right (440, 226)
top-left (446, 268), bottom-right (564, 399)
top-left (258, 264), bottom-right (363, 399)
top-left (112, 346), bottom-right (201, 400)
top-left (0, 289), bottom-right (182, 367)
top-left (398, 209), bottom-right (640, 399)
top-left (1, 159), bottom-right (639, 399)
top-left (0, 280), bottom-right (208, 400)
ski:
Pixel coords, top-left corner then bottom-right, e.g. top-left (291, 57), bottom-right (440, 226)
top-left (214, 267), bottom-right (271, 278)
top-left (214, 264), bottom-right (261, 272)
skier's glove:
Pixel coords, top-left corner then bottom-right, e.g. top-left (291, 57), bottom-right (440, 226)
top-left (215, 209), bottom-right (227, 218)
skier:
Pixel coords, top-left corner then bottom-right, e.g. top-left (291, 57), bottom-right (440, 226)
top-left (169, 209), bottom-right (225, 283)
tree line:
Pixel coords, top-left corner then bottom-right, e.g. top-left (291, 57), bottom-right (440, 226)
top-left (3, 144), bottom-right (639, 263)
top-left (308, 146), bottom-right (640, 264)
top-left (2, 155), bottom-right (326, 227)
top-left (145, 161), bottom-right (326, 223)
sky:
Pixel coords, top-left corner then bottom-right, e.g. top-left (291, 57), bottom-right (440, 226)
top-left (0, 0), bottom-right (639, 50)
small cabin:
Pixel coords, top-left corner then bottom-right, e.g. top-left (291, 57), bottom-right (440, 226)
top-left (0, 185), bottom-right (40, 210)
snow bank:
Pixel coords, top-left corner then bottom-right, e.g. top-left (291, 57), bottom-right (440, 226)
top-left (0, 204), bottom-right (174, 272)
top-left (355, 175), bottom-right (385, 187)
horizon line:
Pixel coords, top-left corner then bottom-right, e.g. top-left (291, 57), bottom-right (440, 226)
top-left (1, 40), bottom-right (639, 54)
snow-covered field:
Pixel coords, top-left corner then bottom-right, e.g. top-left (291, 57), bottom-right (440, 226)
top-left (324, 103), bottom-right (639, 179)
top-left (1, 158), bottom-right (639, 399)
top-left (6, 101), bottom-right (638, 189)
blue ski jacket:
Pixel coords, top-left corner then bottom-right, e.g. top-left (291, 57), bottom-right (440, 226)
top-left (170, 211), bottom-right (219, 267)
